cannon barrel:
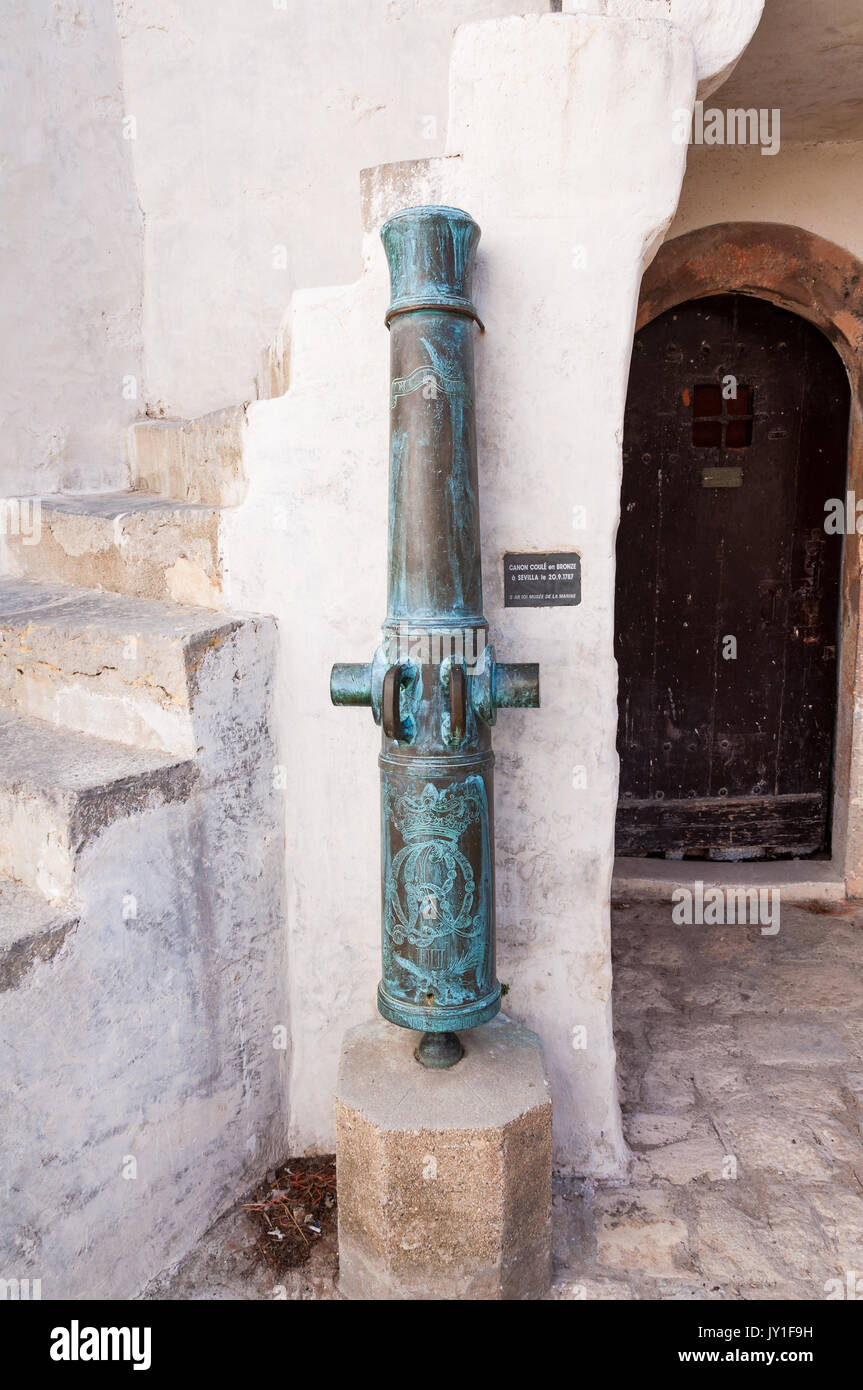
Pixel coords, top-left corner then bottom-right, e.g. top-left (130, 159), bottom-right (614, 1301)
top-left (332, 205), bottom-right (539, 1056)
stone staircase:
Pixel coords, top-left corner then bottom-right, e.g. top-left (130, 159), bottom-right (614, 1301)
top-left (2, 491), bottom-right (223, 608)
top-left (0, 481), bottom-right (287, 1299)
top-left (0, 575), bottom-right (243, 754)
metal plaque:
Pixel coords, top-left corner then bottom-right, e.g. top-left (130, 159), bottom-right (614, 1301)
top-left (504, 552), bottom-right (581, 607)
top-left (702, 467), bottom-right (743, 488)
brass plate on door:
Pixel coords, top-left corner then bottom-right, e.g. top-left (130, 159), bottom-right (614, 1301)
top-left (702, 466), bottom-right (743, 488)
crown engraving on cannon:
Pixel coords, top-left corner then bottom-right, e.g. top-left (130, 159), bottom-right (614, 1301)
top-left (331, 205), bottom-right (540, 1067)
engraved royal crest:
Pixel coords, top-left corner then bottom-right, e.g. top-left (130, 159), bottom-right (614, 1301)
top-left (382, 778), bottom-right (491, 1006)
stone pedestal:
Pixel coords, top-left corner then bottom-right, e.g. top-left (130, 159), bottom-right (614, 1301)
top-left (335, 1014), bottom-right (552, 1300)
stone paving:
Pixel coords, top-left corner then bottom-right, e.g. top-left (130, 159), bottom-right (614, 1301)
top-left (553, 899), bottom-right (863, 1300)
top-left (147, 898), bottom-right (863, 1299)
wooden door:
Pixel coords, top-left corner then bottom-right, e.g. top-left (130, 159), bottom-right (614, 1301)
top-left (615, 294), bottom-right (850, 858)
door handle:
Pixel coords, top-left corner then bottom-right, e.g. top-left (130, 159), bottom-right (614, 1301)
top-left (760, 586), bottom-right (780, 623)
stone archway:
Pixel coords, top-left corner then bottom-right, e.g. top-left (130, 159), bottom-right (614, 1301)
top-left (634, 223), bottom-right (863, 893)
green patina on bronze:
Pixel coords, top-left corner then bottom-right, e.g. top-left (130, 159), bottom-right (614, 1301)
top-left (330, 205), bottom-right (540, 1055)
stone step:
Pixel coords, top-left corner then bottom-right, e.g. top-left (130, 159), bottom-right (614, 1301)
top-left (612, 856), bottom-right (847, 904)
top-left (0, 492), bottom-right (223, 609)
top-left (0, 710), bottom-right (194, 903)
top-left (130, 405), bottom-right (248, 508)
top-left (0, 875), bottom-right (79, 992)
top-left (0, 577), bottom-right (240, 756)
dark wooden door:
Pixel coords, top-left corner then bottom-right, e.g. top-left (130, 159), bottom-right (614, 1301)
top-left (615, 294), bottom-right (849, 858)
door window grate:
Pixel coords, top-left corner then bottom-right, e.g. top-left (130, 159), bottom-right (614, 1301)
top-left (692, 382), bottom-right (754, 447)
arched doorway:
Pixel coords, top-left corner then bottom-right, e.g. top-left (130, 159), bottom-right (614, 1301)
top-left (615, 291), bottom-right (850, 859)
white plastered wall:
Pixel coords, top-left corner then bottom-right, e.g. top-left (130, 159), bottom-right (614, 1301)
top-left (0, 0), bottom-right (143, 495)
top-left (219, 9), bottom-right (762, 1174)
top-left (113, 0), bottom-right (550, 420)
top-left (0, 0), bottom-right (769, 1177)
top-left (669, 139), bottom-right (863, 261)
top-left (0, 1), bottom-right (553, 496)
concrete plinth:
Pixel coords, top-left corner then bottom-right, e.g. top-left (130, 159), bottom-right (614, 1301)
top-left (335, 1014), bottom-right (552, 1300)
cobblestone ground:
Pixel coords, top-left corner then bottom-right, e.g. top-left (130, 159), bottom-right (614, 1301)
top-left (147, 899), bottom-right (863, 1299)
top-left (553, 899), bottom-right (863, 1300)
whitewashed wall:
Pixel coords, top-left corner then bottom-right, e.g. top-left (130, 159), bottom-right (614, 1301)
top-left (0, 1), bottom-right (548, 497)
top-left (0, 0), bottom-right (779, 1184)
top-left (115, 0), bottom-right (549, 420)
top-left (221, 10), bottom-right (715, 1176)
top-left (670, 139), bottom-right (863, 259)
top-left (0, 0), bottom-right (142, 495)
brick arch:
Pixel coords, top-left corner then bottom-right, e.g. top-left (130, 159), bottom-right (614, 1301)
top-left (638, 222), bottom-right (863, 357)
top-left (632, 222), bottom-right (863, 893)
